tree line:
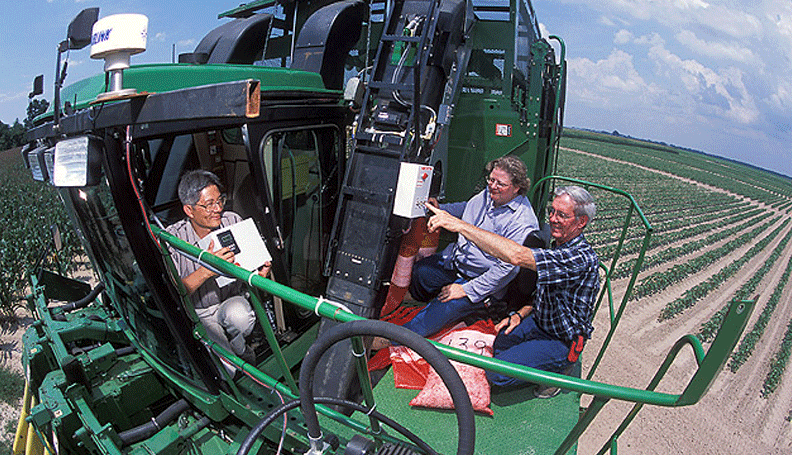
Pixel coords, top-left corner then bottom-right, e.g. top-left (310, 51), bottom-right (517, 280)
top-left (0, 99), bottom-right (49, 151)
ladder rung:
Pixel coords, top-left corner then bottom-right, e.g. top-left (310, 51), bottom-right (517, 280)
top-left (381, 34), bottom-right (423, 44)
top-left (368, 80), bottom-right (415, 93)
top-left (355, 142), bottom-right (404, 157)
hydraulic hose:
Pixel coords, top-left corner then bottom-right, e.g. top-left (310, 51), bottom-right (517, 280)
top-left (237, 396), bottom-right (436, 455)
top-left (118, 399), bottom-right (191, 446)
top-left (298, 319), bottom-right (475, 455)
top-left (115, 346), bottom-right (136, 356)
top-left (56, 281), bottom-right (106, 315)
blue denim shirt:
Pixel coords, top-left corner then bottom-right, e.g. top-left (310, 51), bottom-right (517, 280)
top-left (440, 188), bottom-right (539, 303)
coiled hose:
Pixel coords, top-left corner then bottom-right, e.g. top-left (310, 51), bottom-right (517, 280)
top-left (298, 319), bottom-right (475, 455)
top-left (237, 396), bottom-right (436, 455)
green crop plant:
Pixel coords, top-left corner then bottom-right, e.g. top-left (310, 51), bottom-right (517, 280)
top-left (658, 219), bottom-right (789, 321)
top-left (724, 236), bottom-right (792, 370)
top-left (0, 150), bottom-right (84, 315)
top-left (761, 317), bottom-right (792, 398)
top-left (632, 217), bottom-right (779, 302)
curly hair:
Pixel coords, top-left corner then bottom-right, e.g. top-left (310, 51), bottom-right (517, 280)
top-left (485, 155), bottom-right (530, 195)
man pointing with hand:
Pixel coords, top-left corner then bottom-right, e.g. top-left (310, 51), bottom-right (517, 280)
top-left (426, 185), bottom-right (599, 389)
top-left (398, 156), bottom-right (539, 339)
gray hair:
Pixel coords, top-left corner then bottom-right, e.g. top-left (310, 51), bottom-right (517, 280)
top-left (485, 155), bottom-right (530, 195)
top-left (554, 185), bottom-right (596, 221)
top-left (177, 169), bottom-right (223, 206)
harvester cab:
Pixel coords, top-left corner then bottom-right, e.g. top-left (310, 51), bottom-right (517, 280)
top-left (15, 1), bottom-right (753, 454)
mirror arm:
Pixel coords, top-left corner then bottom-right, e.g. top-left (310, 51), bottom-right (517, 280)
top-left (53, 42), bottom-right (66, 127)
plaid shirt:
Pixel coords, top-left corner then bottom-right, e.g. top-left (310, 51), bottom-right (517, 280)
top-left (531, 234), bottom-right (599, 343)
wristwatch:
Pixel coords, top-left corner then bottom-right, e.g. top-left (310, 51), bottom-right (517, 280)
top-left (508, 311), bottom-right (522, 321)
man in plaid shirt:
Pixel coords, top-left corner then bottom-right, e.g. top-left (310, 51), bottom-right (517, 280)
top-left (426, 185), bottom-right (599, 391)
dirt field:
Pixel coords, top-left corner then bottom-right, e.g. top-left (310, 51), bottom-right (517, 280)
top-left (572, 147), bottom-right (792, 454)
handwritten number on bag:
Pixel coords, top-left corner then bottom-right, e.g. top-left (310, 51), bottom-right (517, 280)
top-left (451, 336), bottom-right (488, 355)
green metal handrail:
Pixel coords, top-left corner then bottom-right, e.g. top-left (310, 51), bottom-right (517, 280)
top-left (152, 225), bottom-right (752, 454)
top-left (528, 175), bottom-right (653, 380)
top-left (547, 36), bottom-right (566, 178)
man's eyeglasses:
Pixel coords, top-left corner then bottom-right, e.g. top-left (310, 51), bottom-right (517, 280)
top-left (547, 207), bottom-right (574, 220)
top-left (194, 194), bottom-right (227, 211)
top-left (487, 177), bottom-right (512, 189)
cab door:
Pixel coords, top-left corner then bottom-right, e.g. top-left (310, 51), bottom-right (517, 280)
top-left (259, 126), bottom-right (343, 297)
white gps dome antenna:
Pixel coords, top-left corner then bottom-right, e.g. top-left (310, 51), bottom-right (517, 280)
top-left (90, 14), bottom-right (148, 101)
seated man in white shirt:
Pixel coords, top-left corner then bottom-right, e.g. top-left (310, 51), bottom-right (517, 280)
top-left (166, 169), bottom-right (270, 364)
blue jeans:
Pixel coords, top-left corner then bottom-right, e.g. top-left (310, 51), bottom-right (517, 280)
top-left (402, 254), bottom-right (478, 337)
top-left (486, 314), bottom-right (572, 387)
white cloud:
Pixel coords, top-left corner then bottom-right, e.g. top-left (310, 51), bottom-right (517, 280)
top-left (634, 33), bottom-right (665, 47)
top-left (569, 49), bottom-right (660, 107)
top-left (154, 32), bottom-right (167, 42)
top-left (539, 22), bottom-right (551, 40)
top-left (673, 0), bottom-right (710, 10)
top-left (0, 89), bottom-right (27, 104)
top-left (581, 0), bottom-right (762, 39)
top-left (534, 0), bottom-right (792, 175)
top-left (764, 4), bottom-right (792, 71)
top-left (647, 42), bottom-right (759, 124)
top-left (599, 15), bottom-right (615, 27)
top-left (614, 29), bottom-right (633, 45)
top-left (68, 58), bottom-right (87, 68)
top-left (769, 80), bottom-right (792, 111)
top-left (675, 29), bottom-right (758, 64)
top-left (692, 4), bottom-right (762, 39)
top-left (771, 6), bottom-right (792, 37)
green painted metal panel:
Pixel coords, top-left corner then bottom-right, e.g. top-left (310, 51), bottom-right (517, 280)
top-left (445, 93), bottom-right (534, 201)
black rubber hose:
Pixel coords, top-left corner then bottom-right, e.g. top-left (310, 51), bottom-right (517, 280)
top-left (298, 319), bottom-right (475, 455)
top-left (118, 399), bottom-right (191, 446)
top-left (60, 281), bottom-right (106, 313)
top-left (237, 396), bottom-right (437, 455)
top-left (115, 346), bottom-right (136, 357)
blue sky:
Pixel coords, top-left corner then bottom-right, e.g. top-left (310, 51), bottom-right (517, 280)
top-left (3, 0), bottom-right (791, 177)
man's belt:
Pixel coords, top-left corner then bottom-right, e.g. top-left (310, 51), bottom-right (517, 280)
top-left (451, 258), bottom-right (474, 281)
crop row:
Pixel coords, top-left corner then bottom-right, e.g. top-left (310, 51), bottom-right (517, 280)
top-left (630, 216), bottom-right (779, 302)
top-left (562, 131), bottom-right (792, 206)
top-left (589, 201), bottom-right (751, 253)
top-left (696, 223), bottom-right (792, 342)
top-left (609, 208), bottom-right (766, 280)
top-left (589, 187), bottom-right (738, 224)
top-left (723, 231), bottom-right (792, 370)
top-left (0, 153), bottom-right (83, 314)
top-left (761, 316), bottom-right (792, 398)
top-left (658, 219), bottom-right (790, 321)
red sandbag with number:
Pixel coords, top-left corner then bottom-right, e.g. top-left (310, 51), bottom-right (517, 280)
top-left (409, 320), bottom-right (496, 415)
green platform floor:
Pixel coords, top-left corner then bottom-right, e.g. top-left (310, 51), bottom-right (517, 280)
top-left (320, 367), bottom-right (580, 455)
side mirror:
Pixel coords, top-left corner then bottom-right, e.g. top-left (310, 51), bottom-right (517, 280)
top-left (66, 7), bottom-right (100, 50)
top-left (29, 75), bottom-right (44, 99)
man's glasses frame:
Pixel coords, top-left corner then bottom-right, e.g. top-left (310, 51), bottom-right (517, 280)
top-left (193, 194), bottom-right (227, 212)
top-left (547, 207), bottom-right (575, 220)
top-left (487, 176), bottom-right (512, 189)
